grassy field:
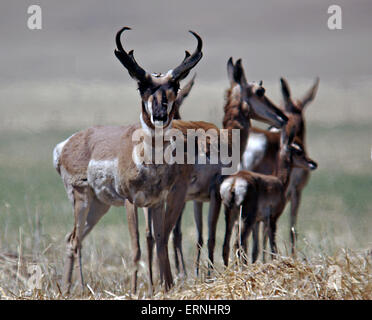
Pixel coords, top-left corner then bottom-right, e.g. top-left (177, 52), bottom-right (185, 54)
top-left (0, 80), bottom-right (371, 299)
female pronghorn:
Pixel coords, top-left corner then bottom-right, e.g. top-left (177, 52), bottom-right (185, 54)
top-left (241, 77), bottom-right (319, 256)
top-left (170, 58), bottom-right (288, 276)
top-left (220, 121), bottom-right (317, 266)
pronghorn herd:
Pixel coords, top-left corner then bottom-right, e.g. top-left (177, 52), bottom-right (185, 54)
top-left (53, 27), bottom-right (319, 295)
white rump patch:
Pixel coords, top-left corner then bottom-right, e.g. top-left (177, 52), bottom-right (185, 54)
top-left (241, 133), bottom-right (267, 170)
top-left (220, 177), bottom-right (234, 206)
top-left (53, 134), bottom-right (75, 170)
top-left (234, 177), bottom-right (248, 207)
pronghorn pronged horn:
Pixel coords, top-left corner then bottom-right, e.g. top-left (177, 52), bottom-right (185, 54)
top-left (171, 30), bottom-right (203, 81)
top-left (183, 50), bottom-right (191, 61)
top-left (114, 26), bottom-right (149, 83)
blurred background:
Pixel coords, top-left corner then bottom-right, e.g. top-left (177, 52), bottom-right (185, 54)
top-left (0, 0), bottom-right (371, 293)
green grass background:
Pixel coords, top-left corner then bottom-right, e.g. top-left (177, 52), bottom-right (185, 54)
top-left (1, 123), bottom-right (371, 265)
top-left (1, 80), bottom-right (372, 295)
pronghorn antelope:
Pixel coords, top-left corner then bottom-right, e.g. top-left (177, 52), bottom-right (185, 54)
top-left (124, 76), bottom-right (201, 294)
top-left (53, 26), bottom-right (203, 293)
top-left (220, 121), bottom-right (318, 267)
top-left (170, 58), bottom-right (288, 277)
top-left (240, 77), bottom-right (319, 256)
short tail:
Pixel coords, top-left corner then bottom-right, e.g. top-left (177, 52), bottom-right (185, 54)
top-left (220, 176), bottom-right (248, 208)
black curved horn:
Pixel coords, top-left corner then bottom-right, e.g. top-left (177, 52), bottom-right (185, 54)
top-left (114, 27), bottom-right (148, 83)
top-left (171, 31), bottom-right (203, 81)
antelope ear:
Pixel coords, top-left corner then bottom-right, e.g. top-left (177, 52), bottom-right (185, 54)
top-left (280, 77), bottom-right (292, 103)
top-left (227, 57), bottom-right (235, 85)
top-left (301, 77), bottom-right (320, 109)
top-left (234, 59), bottom-right (247, 86)
top-left (174, 73), bottom-right (196, 115)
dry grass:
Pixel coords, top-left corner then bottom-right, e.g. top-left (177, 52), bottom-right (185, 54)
top-left (169, 250), bottom-right (372, 300)
top-left (0, 237), bottom-right (370, 300)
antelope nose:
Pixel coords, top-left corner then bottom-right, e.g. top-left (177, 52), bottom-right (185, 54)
top-left (308, 160), bottom-right (318, 170)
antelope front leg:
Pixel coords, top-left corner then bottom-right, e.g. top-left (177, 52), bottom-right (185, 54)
top-left (144, 207), bottom-right (154, 295)
top-left (62, 186), bottom-right (92, 295)
top-left (151, 182), bottom-right (189, 290)
top-left (207, 189), bottom-right (222, 274)
top-left (193, 201), bottom-right (203, 276)
top-left (289, 189), bottom-right (302, 257)
top-left (150, 202), bottom-right (173, 290)
top-left (172, 204), bottom-right (187, 278)
top-left (125, 200), bottom-right (141, 294)
top-left (164, 183), bottom-right (189, 285)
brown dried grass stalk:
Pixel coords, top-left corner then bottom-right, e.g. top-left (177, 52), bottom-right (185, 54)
top-left (0, 248), bottom-right (370, 300)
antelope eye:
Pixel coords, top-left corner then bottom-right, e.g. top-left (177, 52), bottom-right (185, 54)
top-left (293, 147), bottom-right (303, 155)
top-left (291, 143), bottom-right (303, 154)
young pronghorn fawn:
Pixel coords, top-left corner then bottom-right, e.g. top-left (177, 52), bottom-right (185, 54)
top-left (53, 26), bottom-right (203, 293)
top-left (169, 58), bottom-right (288, 277)
top-left (240, 77), bottom-right (319, 256)
top-left (220, 121), bottom-right (317, 267)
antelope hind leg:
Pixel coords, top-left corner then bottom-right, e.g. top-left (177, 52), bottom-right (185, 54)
top-left (62, 186), bottom-right (92, 295)
top-left (193, 201), bottom-right (203, 277)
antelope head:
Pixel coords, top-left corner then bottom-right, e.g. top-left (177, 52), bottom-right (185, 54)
top-left (114, 27), bottom-right (203, 130)
top-left (226, 57), bottom-right (288, 128)
top-left (280, 122), bottom-right (318, 171)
